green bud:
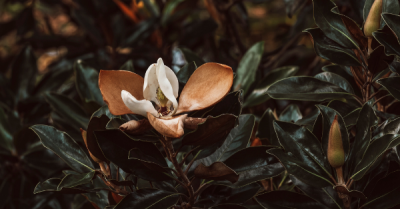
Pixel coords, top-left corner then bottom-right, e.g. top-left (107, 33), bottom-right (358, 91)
top-left (327, 115), bottom-right (345, 168)
top-left (364, 0), bottom-right (383, 37)
top-left (157, 87), bottom-right (169, 107)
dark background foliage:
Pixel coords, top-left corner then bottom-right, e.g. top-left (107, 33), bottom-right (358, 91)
top-left (2, 0), bottom-right (400, 208)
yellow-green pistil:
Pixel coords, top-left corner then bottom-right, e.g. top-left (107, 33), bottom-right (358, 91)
top-left (327, 115), bottom-right (345, 168)
top-left (156, 87), bottom-right (169, 115)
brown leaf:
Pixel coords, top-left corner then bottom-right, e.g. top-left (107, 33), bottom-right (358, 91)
top-left (341, 16), bottom-right (368, 50)
top-left (119, 119), bottom-right (152, 135)
top-left (177, 63), bottom-right (233, 114)
top-left (194, 162), bottom-right (239, 183)
top-left (147, 113), bottom-right (186, 139)
top-left (80, 129), bottom-right (103, 163)
top-left (84, 115), bottom-right (110, 163)
top-left (334, 185), bottom-right (366, 200)
top-left (183, 117), bottom-right (207, 130)
top-left (99, 70), bottom-right (144, 115)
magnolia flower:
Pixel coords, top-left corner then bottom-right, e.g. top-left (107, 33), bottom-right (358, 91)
top-left (99, 58), bottom-right (233, 139)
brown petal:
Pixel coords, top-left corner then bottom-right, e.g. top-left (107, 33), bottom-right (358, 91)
top-left (99, 70), bottom-right (144, 115)
top-left (147, 112), bottom-right (186, 139)
top-left (80, 128), bottom-right (103, 163)
top-left (119, 119), bottom-right (152, 135)
top-left (176, 63), bottom-right (233, 114)
top-left (194, 162), bottom-right (239, 183)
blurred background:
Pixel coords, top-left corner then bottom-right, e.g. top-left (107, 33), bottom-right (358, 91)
top-left (0, 0), bottom-right (365, 208)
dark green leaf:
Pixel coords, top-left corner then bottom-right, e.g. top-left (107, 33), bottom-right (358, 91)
top-left (373, 26), bottom-right (400, 56)
top-left (57, 171), bottom-right (96, 190)
top-left (95, 129), bottom-right (171, 181)
top-left (83, 190), bottom-right (109, 209)
top-left (32, 68), bottom-right (73, 95)
top-left (343, 108), bottom-right (361, 128)
top-left (267, 76), bottom-right (353, 102)
top-left (352, 134), bottom-right (400, 180)
top-left (257, 108), bottom-right (279, 146)
top-left (270, 121), bottom-right (333, 188)
top-left (197, 114), bottom-right (254, 165)
top-left (177, 61), bottom-right (196, 84)
top-left (314, 72), bottom-right (355, 94)
top-left (106, 117), bottom-right (159, 142)
top-left (180, 47), bottom-right (205, 67)
top-left (312, 0), bottom-right (359, 49)
top-left (244, 66), bottom-right (298, 107)
top-left (219, 146), bottom-right (285, 188)
top-left (31, 125), bottom-right (95, 173)
top-left (361, 170), bottom-right (400, 209)
top-left (0, 107), bottom-right (13, 150)
top-left (346, 103), bottom-right (378, 177)
top-left (86, 115), bottom-right (110, 162)
top-left (45, 92), bottom-right (89, 130)
top-left (92, 106), bottom-right (114, 119)
top-left (114, 188), bottom-right (179, 209)
top-left (74, 61), bottom-right (104, 105)
top-left (34, 178), bottom-right (86, 194)
top-left (233, 41), bottom-right (264, 95)
top-left (194, 162), bottom-right (239, 183)
top-left (279, 104), bottom-right (302, 123)
top-left (383, 13), bottom-right (400, 41)
top-left (182, 114), bottom-right (237, 146)
top-left (304, 28), bottom-right (361, 66)
top-left (161, 0), bottom-right (184, 25)
top-left (381, 4), bottom-right (400, 28)
top-left (120, 59), bottom-right (135, 72)
top-left (11, 46), bottom-right (37, 103)
top-left (211, 204), bottom-right (249, 209)
top-left (377, 77), bottom-right (400, 100)
top-left (256, 191), bottom-right (329, 209)
top-left (322, 64), bottom-right (361, 97)
top-left (290, 175), bottom-right (342, 209)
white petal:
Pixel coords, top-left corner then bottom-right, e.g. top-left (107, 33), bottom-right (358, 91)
top-left (143, 64), bottom-right (159, 104)
top-left (156, 58), bottom-right (178, 113)
top-left (164, 65), bottom-right (179, 98)
top-left (121, 90), bottom-right (158, 117)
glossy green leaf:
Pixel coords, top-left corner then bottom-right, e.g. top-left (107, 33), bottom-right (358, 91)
top-left (360, 170), bottom-right (400, 209)
top-left (114, 188), bottom-right (179, 209)
top-left (182, 114), bottom-right (237, 146)
top-left (45, 92), bottom-right (89, 130)
top-left (34, 178), bottom-right (86, 194)
top-left (32, 68), bottom-right (73, 95)
top-left (317, 105), bottom-right (350, 160)
top-left (83, 190), bottom-right (109, 209)
top-left (352, 134), bottom-right (400, 180)
top-left (194, 162), bottom-right (239, 183)
top-left (219, 146), bottom-right (285, 188)
top-left (57, 171), bottom-right (96, 190)
top-left (381, 5), bottom-right (400, 28)
top-left (343, 108), bottom-right (361, 128)
top-left (244, 66), bottom-right (298, 107)
top-left (196, 115), bottom-right (254, 165)
top-left (92, 105), bottom-right (114, 119)
top-left (304, 28), bottom-right (361, 66)
top-left (267, 76), bottom-right (354, 102)
top-left (120, 59), bottom-right (134, 72)
top-left (94, 129), bottom-right (171, 181)
top-left (128, 146), bottom-right (169, 173)
top-left (290, 175), bottom-right (342, 209)
top-left (10, 46), bottom-right (37, 103)
top-left (0, 108), bottom-right (13, 150)
top-left (85, 115), bottom-right (110, 162)
top-left (269, 121), bottom-right (333, 188)
top-left (74, 61), bottom-right (104, 105)
top-left (234, 41), bottom-right (264, 95)
top-left (314, 72), bottom-right (355, 94)
top-left (257, 108), bottom-right (279, 146)
top-left (346, 104), bottom-right (378, 176)
top-left (383, 13), bottom-right (400, 40)
top-left (180, 47), bottom-right (205, 67)
top-left (377, 77), bottom-right (400, 100)
top-left (312, 0), bottom-right (359, 49)
top-left (31, 125), bottom-right (95, 173)
top-left (256, 191), bottom-right (329, 209)
top-left (327, 100), bottom-right (359, 117)
top-left (279, 104), bottom-right (302, 123)
top-left (176, 61), bottom-right (196, 84)
top-left (322, 64), bottom-right (361, 97)
top-left (373, 26), bottom-right (400, 56)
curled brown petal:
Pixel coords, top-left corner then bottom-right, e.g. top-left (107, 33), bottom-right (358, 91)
top-left (177, 63), bottom-right (233, 114)
top-left (147, 113), bottom-right (186, 139)
top-left (80, 128), bottom-right (103, 163)
top-left (99, 70), bottom-right (144, 115)
top-left (119, 119), bottom-right (152, 135)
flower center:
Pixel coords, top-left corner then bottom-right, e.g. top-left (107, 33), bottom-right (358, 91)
top-left (156, 87), bottom-right (170, 116)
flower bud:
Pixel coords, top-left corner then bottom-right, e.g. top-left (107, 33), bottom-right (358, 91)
top-left (364, 0), bottom-right (383, 37)
top-left (327, 115), bottom-right (345, 168)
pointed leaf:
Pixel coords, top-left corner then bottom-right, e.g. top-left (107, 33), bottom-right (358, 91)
top-left (74, 61), bottom-right (104, 105)
top-left (114, 188), bottom-right (179, 209)
top-left (256, 191), bottom-right (329, 209)
top-left (377, 77), bottom-right (400, 100)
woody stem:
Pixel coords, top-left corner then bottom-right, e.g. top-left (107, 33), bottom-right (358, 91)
top-left (164, 137), bottom-right (195, 208)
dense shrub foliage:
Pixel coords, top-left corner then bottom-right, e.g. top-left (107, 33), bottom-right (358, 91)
top-left (1, 0), bottom-right (400, 208)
